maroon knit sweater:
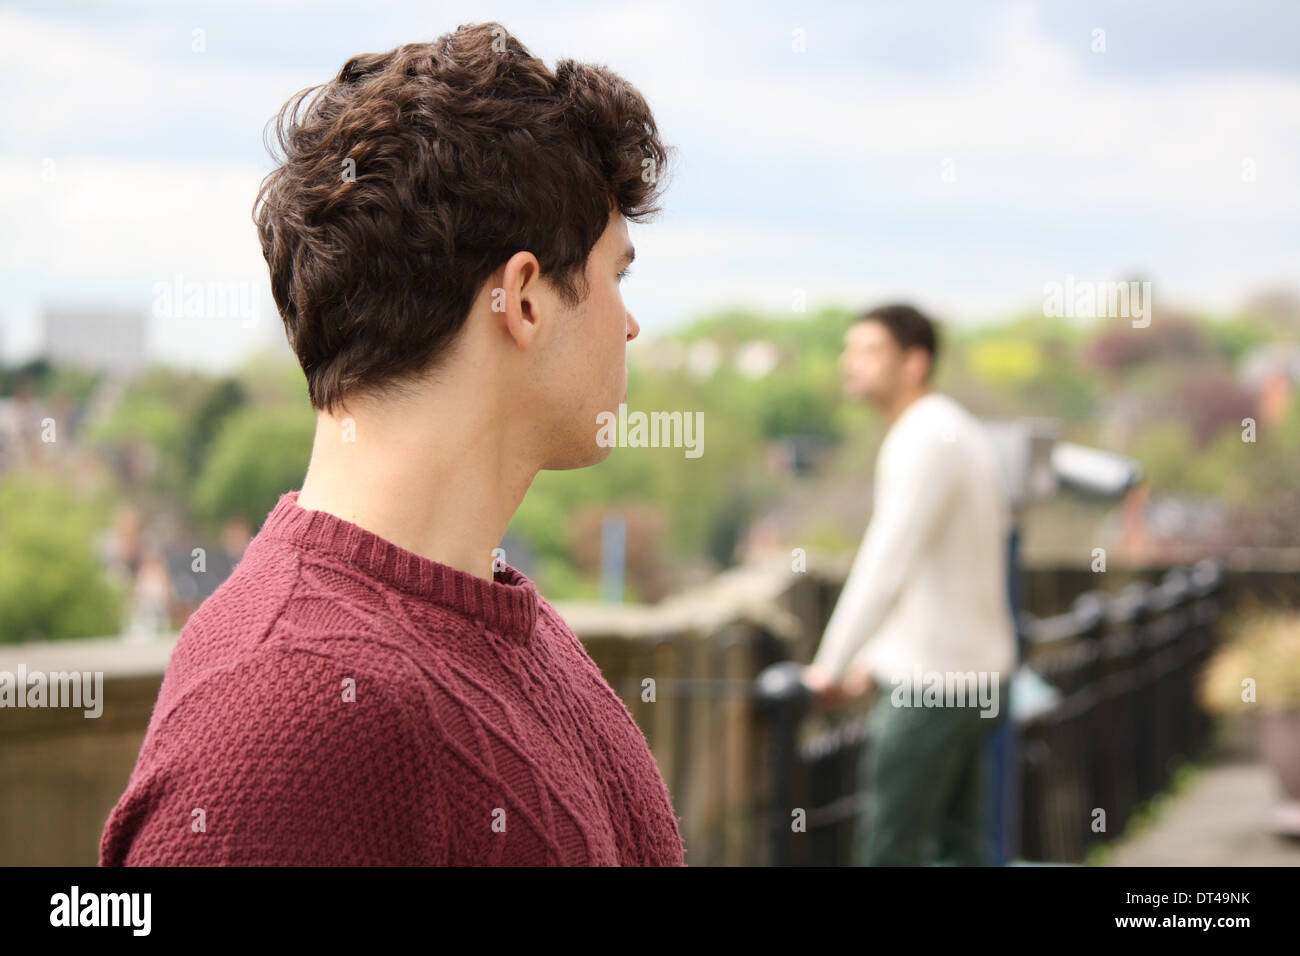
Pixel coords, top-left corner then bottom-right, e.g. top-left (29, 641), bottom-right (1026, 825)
top-left (100, 491), bottom-right (686, 866)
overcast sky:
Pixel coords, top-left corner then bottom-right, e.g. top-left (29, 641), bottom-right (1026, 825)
top-left (1, 0), bottom-right (1297, 372)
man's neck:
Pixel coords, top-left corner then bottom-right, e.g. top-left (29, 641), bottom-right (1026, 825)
top-left (881, 386), bottom-right (931, 425)
top-left (295, 395), bottom-right (538, 584)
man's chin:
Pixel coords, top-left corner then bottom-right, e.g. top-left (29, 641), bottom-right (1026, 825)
top-left (542, 441), bottom-right (613, 471)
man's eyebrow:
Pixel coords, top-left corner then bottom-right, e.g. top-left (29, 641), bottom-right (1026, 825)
top-left (617, 245), bottom-right (636, 267)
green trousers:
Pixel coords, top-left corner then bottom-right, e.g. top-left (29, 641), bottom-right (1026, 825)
top-left (853, 684), bottom-right (1005, 866)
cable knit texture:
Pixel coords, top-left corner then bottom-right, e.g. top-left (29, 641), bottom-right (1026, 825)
top-left (100, 490), bottom-right (687, 866)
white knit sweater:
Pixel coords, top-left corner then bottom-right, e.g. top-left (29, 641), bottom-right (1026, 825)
top-left (811, 392), bottom-right (1017, 685)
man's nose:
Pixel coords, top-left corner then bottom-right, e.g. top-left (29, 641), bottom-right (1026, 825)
top-left (626, 311), bottom-right (640, 341)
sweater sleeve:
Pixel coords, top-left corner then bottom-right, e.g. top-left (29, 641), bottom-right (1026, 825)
top-left (811, 420), bottom-right (960, 682)
top-left (100, 647), bottom-right (447, 866)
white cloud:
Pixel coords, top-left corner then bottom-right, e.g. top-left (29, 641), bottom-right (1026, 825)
top-left (1, 0), bottom-right (1297, 368)
top-left (0, 156), bottom-right (269, 279)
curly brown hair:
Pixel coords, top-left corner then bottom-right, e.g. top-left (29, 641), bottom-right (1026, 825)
top-left (253, 22), bottom-right (672, 414)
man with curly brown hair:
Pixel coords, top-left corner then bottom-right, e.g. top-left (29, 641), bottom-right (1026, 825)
top-left (100, 22), bottom-right (684, 866)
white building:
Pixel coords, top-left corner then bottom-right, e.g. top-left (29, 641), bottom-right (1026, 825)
top-left (43, 308), bottom-right (148, 376)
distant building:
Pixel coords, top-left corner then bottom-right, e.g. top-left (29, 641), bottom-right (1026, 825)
top-left (102, 507), bottom-right (253, 637)
top-left (43, 307), bottom-right (148, 376)
top-left (735, 340), bottom-right (779, 379)
top-left (630, 338), bottom-right (686, 372)
top-left (1238, 343), bottom-right (1300, 426)
top-left (686, 339), bottom-right (721, 379)
top-left (1113, 483), bottom-right (1227, 562)
top-left (0, 391), bottom-right (51, 473)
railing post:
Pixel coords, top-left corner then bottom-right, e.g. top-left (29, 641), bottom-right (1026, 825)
top-left (755, 661), bottom-right (809, 867)
top-left (989, 525), bottom-right (1022, 865)
top-left (1189, 559), bottom-right (1225, 754)
top-left (1017, 589), bottom-right (1104, 862)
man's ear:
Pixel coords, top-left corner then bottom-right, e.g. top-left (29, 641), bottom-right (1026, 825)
top-left (918, 350), bottom-right (935, 384)
top-left (902, 346), bottom-right (929, 386)
top-left (498, 250), bottom-right (544, 350)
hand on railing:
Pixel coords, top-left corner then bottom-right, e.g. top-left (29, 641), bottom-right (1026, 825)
top-left (801, 663), bottom-right (875, 711)
top-left (843, 665), bottom-right (875, 701)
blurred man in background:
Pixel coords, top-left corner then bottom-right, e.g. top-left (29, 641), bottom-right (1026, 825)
top-left (802, 303), bottom-right (1015, 866)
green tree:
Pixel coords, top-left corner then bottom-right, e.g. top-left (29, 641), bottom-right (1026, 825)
top-left (85, 365), bottom-right (247, 504)
top-left (0, 474), bottom-right (124, 643)
top-left (191, 406), bottom-right (315, 527)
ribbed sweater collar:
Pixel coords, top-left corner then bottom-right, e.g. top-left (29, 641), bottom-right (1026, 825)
top-left (258, 490), bottom-right (540, 642)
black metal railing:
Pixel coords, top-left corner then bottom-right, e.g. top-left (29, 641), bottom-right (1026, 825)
top-left (1019, 560), bottom-right (1223, 861)
top-left (755, 560), bottom-right (1224, 865)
